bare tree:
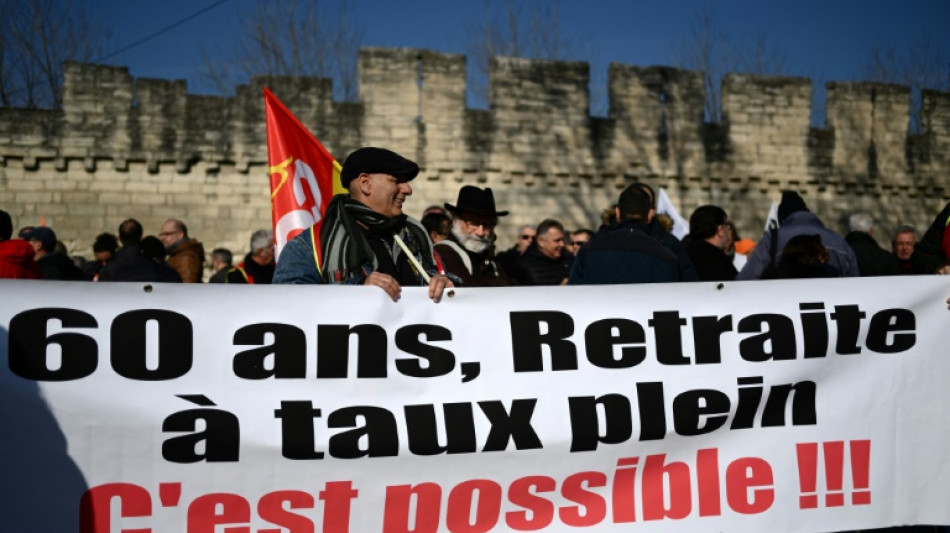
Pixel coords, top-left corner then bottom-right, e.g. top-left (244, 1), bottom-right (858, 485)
top-left (0, 0), bottom-right (110, 108)
top-left (464, 0), bottom-right (577, 109)
top-left (200, 0), bottom-right (362, 101)
top-left (863, 35), bottom-right (948, 133)
top-left (737, 34), bottom-right (788, 77)
top-left (671, 7), bottom-right (786, 123)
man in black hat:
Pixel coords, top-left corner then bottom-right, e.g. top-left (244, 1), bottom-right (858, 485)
top-left (737, 190), bottom-right (859, 279)
top-left (273, 147), bottom-right (453, 303)
top-left (435, 185), bottom-right (514, 287)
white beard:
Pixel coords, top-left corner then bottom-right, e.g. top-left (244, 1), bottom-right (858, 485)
top-left (452, 221), bottom-right (491, 254)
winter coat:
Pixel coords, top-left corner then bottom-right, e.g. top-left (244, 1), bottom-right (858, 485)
top-left (844, 232), bottom-right (899, 277)
top-left (737, 211), bottom-right (859, 279)
top-left (167, 238), bottom-right (205, 283)
top-left (568, 218), bottom-right (682, 285)
top-left (0, 239), bottom-right (41, 279)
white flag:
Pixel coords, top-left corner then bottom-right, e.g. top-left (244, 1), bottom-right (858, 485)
top-left (656, 187), bottom-right (690, 239)
top-left (764, 200), bottom-right (780, 232)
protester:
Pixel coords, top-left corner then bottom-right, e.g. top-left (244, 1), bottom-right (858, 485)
top-left (565, 229), bottom-right (593, 257)
top-left (159, 218), bottom-right (206, 282)
top-left (629, 183), bottom-right (699, 282)
top-left (891, 225), bottom-right (920, 275)
top-left (0, 209), bottom-right (41, 279)
top-left (912, 201), bottom-right (950, 275)
top-left (495, 223), bottom-right (535, 277)
top-left (683, 205), bottom-right (738, 281)
top-left (510, 219), bottom-right (572, 285)
top-left (421, 211), bottom-right (452, 244)
top-left (84, 232), bottom-right (118, 281)
top-left (434, 185), bottom-right (513, 287)
top-left (763, 234), bottom-right (840, 279)
top-left (568, 183), bottom-right (683, 285)
top-left (273, 147), bottom-right (452, 303)
top-left (208, 248), bottom-right (234, 283)
top-left (98, 218), bottom-right (144, 282)
top-left (22, 226), bottom-right (82, 280)
top-left (225, 229), bottom-right (275, 284)
top-left (738, 191), bottom-right (859, 279)
top-left (844, 212), bottom-right (899, 276)
top-left (107, 235), bottom-right (181, 282)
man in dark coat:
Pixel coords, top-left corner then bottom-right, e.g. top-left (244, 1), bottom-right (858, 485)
top-left (98, 218), bottom-right (144, 282)
top-left (495, 224), bottom-right (535, 278)
top-left (225, 229), bottom-right (276, 284)
top-left (891, 225), bottom-right (923, 275)
top-left (568, 183), bottom-right (683, 285)
top-left (683, 204), bottom-right (738, 282)
top-left (844, 212), bottom-right (899, 276)
top-left (434, 185), bottom-right (513, 287)
top-left (630, 183), bottom-right (699, 282)
top-left (511, 219), bottom-right (573, 285)
top-left (22, 226), bottom-right (82, 280)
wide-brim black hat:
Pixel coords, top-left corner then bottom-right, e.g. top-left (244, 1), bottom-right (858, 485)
top-left (341, 147), bottom-right (419, 189)
top-left (444, 185), bottom-right (509, 217)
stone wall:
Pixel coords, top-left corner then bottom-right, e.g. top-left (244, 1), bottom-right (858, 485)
top-left (1, 47), bottom-right (948, 264)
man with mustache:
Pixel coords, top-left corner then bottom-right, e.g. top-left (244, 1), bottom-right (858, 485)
top-left (434, 185), bottom-right (514, 287)
top-left (273, 147), bottom-right (453, 303)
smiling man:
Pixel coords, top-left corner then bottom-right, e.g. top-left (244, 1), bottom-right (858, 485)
top-left (273, 147), bottom-right (452, 303)
top-left (510, 219), bottom-right (573, 285)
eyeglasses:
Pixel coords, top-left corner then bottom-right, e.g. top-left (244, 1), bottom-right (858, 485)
top-left (519, 234), bottom-right (534, 240)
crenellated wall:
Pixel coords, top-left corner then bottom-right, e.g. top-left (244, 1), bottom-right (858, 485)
top-left (1, 47), bottom-right (947, 263)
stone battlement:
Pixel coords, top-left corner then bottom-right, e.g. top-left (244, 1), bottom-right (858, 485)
top-left (1, 47), bottom-right (948, 261)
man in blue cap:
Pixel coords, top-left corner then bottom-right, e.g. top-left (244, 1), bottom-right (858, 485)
top-left (22, 226), bottom-right (82, 280)
top-left (274, 147), bottom-right (453, 302)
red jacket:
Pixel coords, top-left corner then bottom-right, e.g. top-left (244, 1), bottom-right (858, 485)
top-left (0, 239), bottom-right (41, 279)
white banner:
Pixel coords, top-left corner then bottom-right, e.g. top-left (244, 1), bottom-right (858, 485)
top-left (2, 277), bottom-right (950, 532)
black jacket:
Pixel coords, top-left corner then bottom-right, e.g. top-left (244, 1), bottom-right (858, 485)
top-left (36, 252), bottom-right (82, 281)
top-left (684, 238), bottom-right (738, 281)
top-left (844, 232), bottom-right (899, 276)
top-left (569, 218), bottom-right (683, 285)
top-left (511, 244), bottom-right (572, 286)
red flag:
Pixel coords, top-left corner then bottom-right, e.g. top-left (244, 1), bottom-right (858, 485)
top-left (264, 88), bottom-right (346, 267)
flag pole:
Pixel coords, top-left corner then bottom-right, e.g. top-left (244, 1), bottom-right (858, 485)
top-left (392, 233), bottom-right (454, 298)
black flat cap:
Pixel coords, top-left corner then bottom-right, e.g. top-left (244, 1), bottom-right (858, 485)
top-left (341, 147), bottom-right (419, 189)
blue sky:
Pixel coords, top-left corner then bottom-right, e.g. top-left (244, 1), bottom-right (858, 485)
top-left (91, 0), bottom-right (950, 120)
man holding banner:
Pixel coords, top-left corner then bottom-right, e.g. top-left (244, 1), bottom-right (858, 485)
top-left (273, 147), bottom-right (453, 303)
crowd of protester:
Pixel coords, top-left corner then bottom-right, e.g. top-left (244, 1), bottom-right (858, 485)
top-left (1, 147), bottom-right (949, 292)
top-left (3, 148), bottom-right (950, 533)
